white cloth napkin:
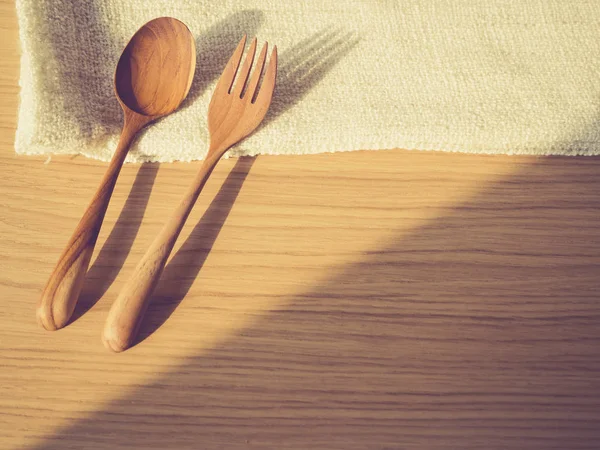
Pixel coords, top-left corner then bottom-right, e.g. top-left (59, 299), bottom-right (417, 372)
top-left (15, 0), bottom-right (600, 162)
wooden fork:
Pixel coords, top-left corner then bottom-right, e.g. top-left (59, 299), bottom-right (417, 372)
top-left (102, 36), bottom-right (277, 352)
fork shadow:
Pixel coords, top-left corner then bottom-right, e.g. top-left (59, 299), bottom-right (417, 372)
top-left (181, 10), bottom-right (265, 110)
top-left (261, 28), bottom-right (361, 128)
top-left (137, 157), bottom-right (257, 344)
top-left (227, 28), bottom-right (361, 157)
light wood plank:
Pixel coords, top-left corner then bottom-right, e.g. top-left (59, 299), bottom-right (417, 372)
top-left (1, 1), bottom-right (600, 449)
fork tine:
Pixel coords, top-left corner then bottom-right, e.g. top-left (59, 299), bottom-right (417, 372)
top-left (215, 35), bottom-right (247, 95)
top-left (233, 37), bottom-right (257, 98)
top-left (245, 42), bottom-right (268, 102)
top-left (253, 46), bottom-right (277, 105)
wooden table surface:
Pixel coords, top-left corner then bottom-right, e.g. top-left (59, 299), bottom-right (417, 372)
top-left (2, 2), bottom-right (600, 449)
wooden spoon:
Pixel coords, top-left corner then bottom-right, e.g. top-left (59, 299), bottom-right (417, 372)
top-left (37, 17), bottom-right (196, 331)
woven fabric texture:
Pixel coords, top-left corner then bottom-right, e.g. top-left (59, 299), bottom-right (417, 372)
top-left (15, 0), bottom-right (600, 161)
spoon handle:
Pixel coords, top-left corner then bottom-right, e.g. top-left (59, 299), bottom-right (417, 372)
top-left (103, 152), bottom-right (223, 352)
top-left (37, 120), bottom-right (140, 331)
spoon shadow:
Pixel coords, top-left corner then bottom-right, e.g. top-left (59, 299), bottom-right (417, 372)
top-left (72, 163), bottom-right (159, 322)
top-left (136, 157), bottom-right (256, 344)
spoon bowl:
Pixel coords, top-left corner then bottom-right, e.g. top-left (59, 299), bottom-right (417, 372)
top-left (37, 17), bottom-right (196, 331)
top-left (115, 17), bottom-right (196, 117)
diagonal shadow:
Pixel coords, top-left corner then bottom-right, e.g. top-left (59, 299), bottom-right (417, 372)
top-left (137, 157), bottom-right (256, 344)
top-left (72, 163), bottom-right (160, 323)
top-left (26, 156), bottom-right (600, 449)
top-left (260, 28), bottom-right (361, 128)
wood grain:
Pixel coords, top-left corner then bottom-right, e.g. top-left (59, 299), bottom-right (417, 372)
top-left (37, 17), bottom-right (196, 331)
top-left (1, 1), bottom-right (600, 449)
top-left (104, 35), bottom-right (277, 352)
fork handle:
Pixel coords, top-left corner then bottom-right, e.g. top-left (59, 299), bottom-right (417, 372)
top-left (37, 120), bottom-right (141, 331)
top-left (102, 152), bottom-right (223, 352)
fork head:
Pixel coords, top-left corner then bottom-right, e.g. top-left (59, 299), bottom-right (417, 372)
top-left (207, 35), bottom-right (277, 156)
